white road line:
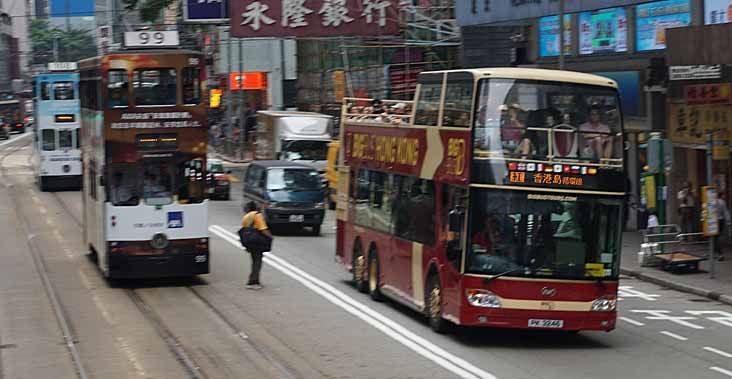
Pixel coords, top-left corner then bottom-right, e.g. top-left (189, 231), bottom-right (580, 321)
top-left (619, 317), bottom-right (645, 326)
top-left (705, 347), bottom-right (732, 358)
top-left (659, 331), bottom-right (688, 341)
top-left (209, 225), bottom-right (498, 379)
top-left (710, 367), bottom-right (732, 377)
top-left (0, 133), bottom-right (31, 148)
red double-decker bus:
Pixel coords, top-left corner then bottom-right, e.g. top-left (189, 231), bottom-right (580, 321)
top-left (336, 68), bottom-right (626, 333)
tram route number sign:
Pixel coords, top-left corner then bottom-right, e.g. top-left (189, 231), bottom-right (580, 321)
top-left (124, 31), bottom-right (179, 48)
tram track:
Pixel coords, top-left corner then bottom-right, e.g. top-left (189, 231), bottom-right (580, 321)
top-left (48, 169), bottom-right (303, 378)
top-left (0, 138), bottom-right (89, 379)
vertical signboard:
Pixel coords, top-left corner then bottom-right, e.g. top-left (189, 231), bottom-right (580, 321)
top-left (636, 0), bottom-right (691, 51)
top-left (578, 7), bottom-right (627, 55)
top-left (183, 0), bottom-right (229, 23)
top-left (538, 14), bottom-right (572, 57)
top-left (702, 186), bottom-right (720, 236)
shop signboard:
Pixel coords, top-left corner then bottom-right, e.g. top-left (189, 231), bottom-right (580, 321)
top-left (538, 14), bottom-right (572, 57)
top-left (712, 129), bottom-right (730, 160)
top-left (685, 83), bottom-right (731, 105)
top-left (636, 0), bottom-right (691, 51)
top-left (669, 65), bottom-right (723, 80)
top-left (230, 0), bottom-right (399, 38)
top-left (229, 72), bottom-right (267, 90)
top-left (702, 186), bottom-right (720, 237)
top-left (183, 0), bottom-right (229, 23)
top-left (578, 7), bottom-right (628, 55)
top-left (704, 0), bottom-right (732, 24)
top-left (669, 103), bottom-right (732, 144)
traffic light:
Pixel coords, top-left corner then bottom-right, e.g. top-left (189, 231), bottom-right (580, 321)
top-left (645, 57), bottom-right (668, 87)
top-left (210, 89), bottom-right (222, 109)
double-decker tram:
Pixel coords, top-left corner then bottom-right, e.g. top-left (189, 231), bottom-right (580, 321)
top-left (337, 68), bottom-right (626, 333)
top-left (79, 39), bottom-right (210, 279)
top-left (32, 64), bottom-right (82, 191)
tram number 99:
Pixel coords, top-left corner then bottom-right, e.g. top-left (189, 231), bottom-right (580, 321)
top-left (195, 255), bottom-right (207, 263)
top-left (124, 31), bottom-right (179, 47)
top-left (139, 32), bottom-right (165, 45)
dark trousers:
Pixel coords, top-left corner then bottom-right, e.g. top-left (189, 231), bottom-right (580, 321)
top-left (248, 249), bottom-right (264, 284)
top-left (680, 207), bottom-right (695, 235)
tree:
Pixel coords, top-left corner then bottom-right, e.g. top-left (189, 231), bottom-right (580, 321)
top-left (30, 19), bottom-right (96, 65)
top-left (122, 0), bottom-right (176, 23)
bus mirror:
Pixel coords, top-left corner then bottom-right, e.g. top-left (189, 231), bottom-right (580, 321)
top-left (448, 208), bottom-right (464, 233)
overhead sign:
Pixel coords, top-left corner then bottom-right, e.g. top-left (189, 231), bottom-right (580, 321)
top-left (48, 62), bottom-right (78, 71)
top-left (538, 14), bottom-right (572, 57)
top-left (183, 0), bottom-right (229, 23)
top-left (704, 0), bottom-right (732, 24)
top-left (685, 83), bottom-right (731, 105)
top-left (229, 72), bottom-right (267, 90)
top-left (635, 0), bottom-right (691, 51)
top-left (670, 65), bottom-right (723, 80)
top-left (229, 0), bottom-right (400, 38)
top-left (124, 31), bottom-right (180, 48)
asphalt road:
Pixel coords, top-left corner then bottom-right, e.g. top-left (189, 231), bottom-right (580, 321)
top-left (2, 137), bottom-right (732, 379)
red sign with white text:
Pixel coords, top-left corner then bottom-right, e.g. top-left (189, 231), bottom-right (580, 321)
top-left (229, 0), bottom-right (400, 38)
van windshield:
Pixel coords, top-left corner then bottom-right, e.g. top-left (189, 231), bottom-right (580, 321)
top-left (267, 168), bottom-right (321, 191)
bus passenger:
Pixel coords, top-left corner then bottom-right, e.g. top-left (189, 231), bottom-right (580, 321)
top-left (500, 104), bottom-right (532, 156)
top-left (472, 215), bottom-right (501, 255)
top-left (580, 105), bottom-right (612, 160)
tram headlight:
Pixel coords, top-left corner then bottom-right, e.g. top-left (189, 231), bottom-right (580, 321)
top-left (465, 289), bottom-right (502, 308)
top-left (591, 295), bottom-right (617, 312)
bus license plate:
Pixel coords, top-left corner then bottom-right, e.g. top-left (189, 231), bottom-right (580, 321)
top-left (528, 319), bottom-right (564, 328)
top-left (289, 215), bottom-right (304, 222)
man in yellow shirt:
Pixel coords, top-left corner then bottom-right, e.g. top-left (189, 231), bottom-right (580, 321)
top-left (242, 201), bottom-right (273, 289)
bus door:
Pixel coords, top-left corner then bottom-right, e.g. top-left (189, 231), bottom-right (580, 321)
top-left (441, 185), bottom-right (468, 316)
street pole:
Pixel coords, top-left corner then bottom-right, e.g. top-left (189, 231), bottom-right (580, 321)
top-left (53, 36), bottom-right (59, 62)
top-left (226, 29), bottom-right (232, 140)
top-left (707, 132), bottom-right (716, 278)
top-left (238, 38), bottom-right (244, 161)
top-left (558, 0), bottom-right (565, 70)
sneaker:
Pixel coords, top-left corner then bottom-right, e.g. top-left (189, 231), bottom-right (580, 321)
top-left (245, 282), bottom-right (262, 289)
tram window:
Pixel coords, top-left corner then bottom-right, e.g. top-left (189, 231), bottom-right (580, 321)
top-left (182, 67), bottom-right (201, 105)
top-left (59, 130), bottom-right (73, 149)
top-left (108, 70), bottom-right (128, 108)
top-left (40, 82), bottom-right (51, 100)
top-left (134, 68), bottom-right (177, 106)
top-left (142, 164), bottom-right (174, 205)
top-left (53, 82), bottom-right (75, 100)
top-left (41, 129), bottom-right (55, 151)
top-left (414, 82), bottom-right (442, 126)
top-left (75, 129), bottom-right (80, 149)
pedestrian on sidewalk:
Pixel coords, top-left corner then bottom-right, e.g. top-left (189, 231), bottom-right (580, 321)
top-left (241, 201), bottom-right (273, 289)
top-left (714, 192), bottom-right (731, 261)
top-left (677, 181), bottom-right (696, 237)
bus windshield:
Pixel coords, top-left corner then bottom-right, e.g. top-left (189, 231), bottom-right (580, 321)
top-left (467, 190), bottom-right (622, 280)
top-left (473, 79), bottom-right (622, 162)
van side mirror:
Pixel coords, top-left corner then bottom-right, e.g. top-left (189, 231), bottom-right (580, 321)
top-left (448, 207), bottom-right (464, 233)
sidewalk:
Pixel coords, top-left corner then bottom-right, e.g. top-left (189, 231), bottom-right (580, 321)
top-left (621, 231), bottom-right (732, 305)
top-left (208, 141), bottom-right (253, 165)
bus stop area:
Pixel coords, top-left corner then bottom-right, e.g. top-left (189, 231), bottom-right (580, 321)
top-left (621, 230), bottom-right (732, 306)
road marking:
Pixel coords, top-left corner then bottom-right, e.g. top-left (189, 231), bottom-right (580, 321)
top-left (0, 133), bottom-right (30, 148)
top-left (209, 225), bottom-right (497, 379)
top-left (631, 310), bottom-right (705, 329)
top-left (659, 331), bottom-right (688, 341)
top-left (710, 367), bottom-right (732, 377)
top-left (686, 311), bottom-right (732, 328)
top-left (619, 317), bottom-right (645, 326)
top-left (705, 347), bottom-right (732, 358)
top-left (618, 286), bottom-right (659, 301)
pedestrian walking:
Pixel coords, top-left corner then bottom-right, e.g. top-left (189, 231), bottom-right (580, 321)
top-left (240, 201), bottom-right (272, 289)
top-left (677, 181), bottom-right (696, 236)
top-left (714, 192), bottom-right (730, 261)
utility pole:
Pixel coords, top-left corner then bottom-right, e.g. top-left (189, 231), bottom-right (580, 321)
top-left (558, 0), bottom-right (565, 70)
top-left (238, 38), bottom-right (244, 161)
top-left (65, 0), bottom-right (71, 31)
top-left (707, 132), bottom-right (716, 279)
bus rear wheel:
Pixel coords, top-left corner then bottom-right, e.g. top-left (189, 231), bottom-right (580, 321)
top-left (425, 274), bottom-right (450, 333)
top-left (368, 252), bottom-right (383, 301)
top-left (352, 243), bottom-right (368, 293)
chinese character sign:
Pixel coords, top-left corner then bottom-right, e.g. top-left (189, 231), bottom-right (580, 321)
top-left (668, 104), bottom-right (732, 144)
top-left (230, 0), bottom-right (399, 37)
top-left (685, 83), bottom-right (731, 105)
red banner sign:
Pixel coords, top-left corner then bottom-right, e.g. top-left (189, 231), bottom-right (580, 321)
top-left (685, 83), bottom-right (731, 105)
top-left (229, 0), bottom-right (400, 38)
top-left (229, 72), bottom-right (267, 90)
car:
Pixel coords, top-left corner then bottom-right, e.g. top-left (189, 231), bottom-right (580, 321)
top-left (0, 119), bottom-right (9, 140)
top-left (10, 121), bottom-right (24, 134)
top-left (243, 160), bottom-right (326, 235)
top-left (206, 158), bottom-right (231, 200)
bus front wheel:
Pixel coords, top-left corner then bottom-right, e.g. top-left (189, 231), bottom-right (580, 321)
top-left (425, 274), bottom-right (450, 333)
top-left (368, 251), bottom-right (383, 302)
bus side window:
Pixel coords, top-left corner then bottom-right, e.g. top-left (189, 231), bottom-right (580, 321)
top-left (442, 73), bottom-right (474, 128)
top-left (414, 74), bottom-right (444, 127)
top-left (442, 185), bottom-right (467, 267)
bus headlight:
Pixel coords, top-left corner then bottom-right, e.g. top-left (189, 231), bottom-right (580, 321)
top-left (466, 289), bottom-right (502, 308)
top-left (591, 295), bottom-right (617, 312)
